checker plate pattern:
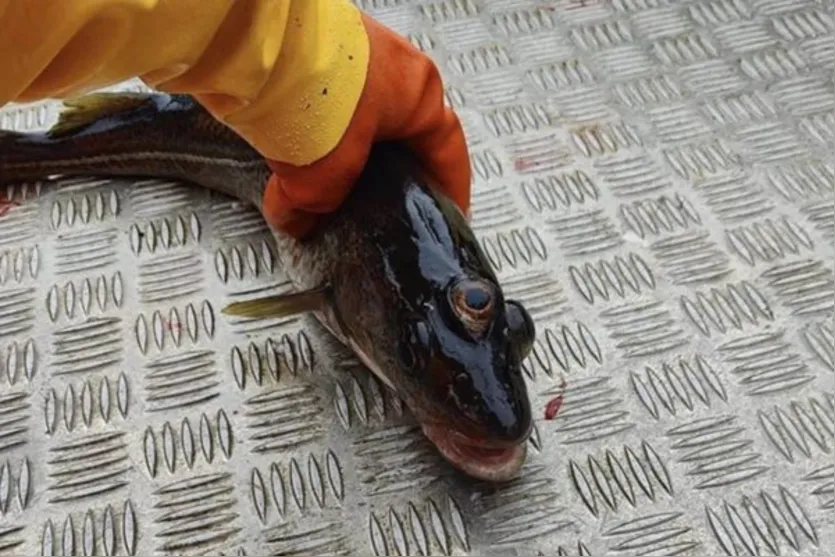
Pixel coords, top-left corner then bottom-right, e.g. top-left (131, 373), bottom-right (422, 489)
top-left (1, 0), bottom-right (833, 555)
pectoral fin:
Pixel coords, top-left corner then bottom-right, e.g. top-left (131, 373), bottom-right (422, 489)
top-left (222, 288), bottom-right (328, 319)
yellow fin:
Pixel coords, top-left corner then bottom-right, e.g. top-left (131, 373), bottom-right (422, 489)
top-left (49, 93), bottom-right (151, 138)
top-left (222, 289), bottom-right (327, 320)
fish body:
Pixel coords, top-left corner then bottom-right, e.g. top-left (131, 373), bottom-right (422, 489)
top-left (0, 93), bottom-right (536, 482)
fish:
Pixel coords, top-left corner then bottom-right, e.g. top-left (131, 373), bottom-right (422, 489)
top-left (0, 92), bottom-right (536, 482)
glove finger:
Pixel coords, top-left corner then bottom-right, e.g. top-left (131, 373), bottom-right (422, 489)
top-left (273, 209), bottom-right (318, 239)
top-left (404, 109), bottom-right (472, 216)
top-left (361, 19), bottom-right (472, 216)
top-left (264, 110), bottom-right (374, 217)
top-left (260, 174), bottom-right (318, 238)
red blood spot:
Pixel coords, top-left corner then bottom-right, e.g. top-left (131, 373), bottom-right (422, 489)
top-left (0, 194), bottom-right (18, 217)
top-left (162, 318), bottom-right (182, 333)
top-left (544, 376), bottom-right (567, 420)
top-left (514, 157), bottom-right (537, 172)
top-left (544, 394), bottom-right (564, 420)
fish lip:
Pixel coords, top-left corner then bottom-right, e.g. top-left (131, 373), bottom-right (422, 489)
top-left (421, 423), bottom-right (528, 482)
top-left (448, 427), bottom-right (532, 450)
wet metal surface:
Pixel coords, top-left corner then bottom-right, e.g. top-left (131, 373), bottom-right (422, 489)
top-left (1, 0), bottom-right (833, 555)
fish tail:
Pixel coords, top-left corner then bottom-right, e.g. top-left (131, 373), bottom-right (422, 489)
top-left (0, 93), bottom-right (272, 207)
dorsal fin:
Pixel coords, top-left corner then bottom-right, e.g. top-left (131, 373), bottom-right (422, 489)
top-left (49, 93), bottom-right (151, 139)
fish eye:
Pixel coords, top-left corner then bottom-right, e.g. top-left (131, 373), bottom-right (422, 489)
top-left (448, 278), bottom-right (496, 337)
top-left (452, 279), bottom-right (494, 315)
top-left (505, 300), bottom-right (535, 359)
top-left (463, 286), bottom-right (491, 311)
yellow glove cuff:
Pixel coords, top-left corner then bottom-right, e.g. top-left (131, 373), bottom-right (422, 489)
top-left (183, 0), bottom-right (370, 167)
top-left (0, 0), bottom-right (370, 168)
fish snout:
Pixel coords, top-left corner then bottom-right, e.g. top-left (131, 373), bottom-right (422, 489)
top-left (486, 393), bottom-right (533, 446)
top-left (470, 368), bottom-right (533, 447)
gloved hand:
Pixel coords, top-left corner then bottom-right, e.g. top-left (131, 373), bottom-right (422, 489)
top-left (261, 13), bottom-right (472, 238)
top-left (0, 0), bottom-right (471, 239)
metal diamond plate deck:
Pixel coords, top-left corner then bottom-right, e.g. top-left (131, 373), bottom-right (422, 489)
top-left (1, 0), bottom-right (834, 555)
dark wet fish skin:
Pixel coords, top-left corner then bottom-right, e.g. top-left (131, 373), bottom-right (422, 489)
top-left (0, 93), bottom-right (272, 207)
top-left (0, 92), bottom-right (535, 461)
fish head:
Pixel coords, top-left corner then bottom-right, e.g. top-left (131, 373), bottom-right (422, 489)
top-left (390, 272), bottom-right (535, 482)
top-left (246, 142), bottom-right (538, 483)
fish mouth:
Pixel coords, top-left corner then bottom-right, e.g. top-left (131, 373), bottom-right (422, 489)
top-left (420, 423), bottom-right (527, 482)
top-left (330, 329), bottom-right (528, 481)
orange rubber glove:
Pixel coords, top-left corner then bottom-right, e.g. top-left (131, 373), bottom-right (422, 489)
top-left (263, 13), bottom-right (472, 237)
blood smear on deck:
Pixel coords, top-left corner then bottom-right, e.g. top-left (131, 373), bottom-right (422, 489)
top-left (543, 376), bottom-right (567, 420)
top-left (0, 194), bottom-right (18, 217)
